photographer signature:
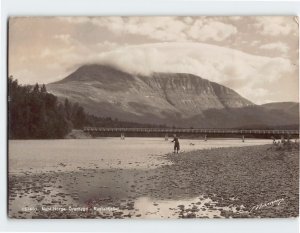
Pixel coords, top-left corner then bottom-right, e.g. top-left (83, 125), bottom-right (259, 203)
top-left (250, 198), bottom-right (284, 212)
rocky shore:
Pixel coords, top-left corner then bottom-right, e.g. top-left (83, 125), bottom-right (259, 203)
top-left (8, 143), bottom-right (299, 219)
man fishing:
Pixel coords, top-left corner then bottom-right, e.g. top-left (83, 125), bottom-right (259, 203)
top-left (171, 134), bottom-right (180, 153)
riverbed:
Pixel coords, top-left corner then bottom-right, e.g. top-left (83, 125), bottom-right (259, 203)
top-left (10, 137), bottom-right (294, 219)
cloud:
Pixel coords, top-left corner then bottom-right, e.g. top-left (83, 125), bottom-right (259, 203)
top-left (93, 42), bottom-right (294, 103)
top-left (238, 87), bottom-right (269, 104)
top-left (59, 16), bottom-right (237, 42)
top-left (96, 41), bottom-right (120, 51)
top-left (183, 17), bottom-right (194, 24)
top-left (229, 16), bottom-right (242, 21)
top-left (9, 17), bottom-right (298, 103)
top-left (250, 40), bottom-right (260, 46)
top-left (187, 20), bottom-right (237, 41)
top-left (254, 17), bottom-right (297, 36)
top-left (96, 42), bottom-right (292, 78)
top-left (259, 42), bottom-right (289, 55)
top-left (53, 34), bottom-right (71, 44)
top-left (60, 16), bottom-right (188, 41)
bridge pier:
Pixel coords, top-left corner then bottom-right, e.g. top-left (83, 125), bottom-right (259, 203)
top-left (281, 135), bottom-right (285, 143)
top-left (204, 134), bottom-right (207, 141)
top-left (165, 134), bottom-right (168, 141)
top-left (242, 135), bottom-right (245, 142)
top-left (121, 133), bottom-right (125, 140)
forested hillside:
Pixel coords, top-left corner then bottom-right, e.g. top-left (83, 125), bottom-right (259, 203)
top-left (8, 77), bottom-right (167, 139)
top-left (8, 77), bottom-right (87, 139)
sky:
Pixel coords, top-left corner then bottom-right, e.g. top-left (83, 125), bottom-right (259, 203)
top-left (9, 16), bottom-right (299, 104)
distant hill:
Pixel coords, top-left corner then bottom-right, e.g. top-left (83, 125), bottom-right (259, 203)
top-left (47, 64), bottom-right (299, 128)
top-left (261, 102), bottom-right (299, 118)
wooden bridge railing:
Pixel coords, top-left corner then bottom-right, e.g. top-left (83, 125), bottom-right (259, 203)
top-left (83, 127), bottom-right (299, 135)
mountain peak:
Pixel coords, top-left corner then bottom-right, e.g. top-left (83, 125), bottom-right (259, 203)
top-left (47, 63), bottom-right (257, 127)
top-left (76, 64), bottom-right (119, 73)
top-left (53, 64), bottom-right (133, 84)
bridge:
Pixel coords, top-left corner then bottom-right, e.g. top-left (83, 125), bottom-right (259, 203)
top-left (83, 127), bottom-right (299, 139)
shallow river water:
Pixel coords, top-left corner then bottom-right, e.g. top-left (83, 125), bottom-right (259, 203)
top-left (9, 137), bottom-right (271, 173)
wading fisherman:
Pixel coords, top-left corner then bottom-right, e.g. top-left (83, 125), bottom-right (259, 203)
top-left (171, 134), bottom-right (180, 153)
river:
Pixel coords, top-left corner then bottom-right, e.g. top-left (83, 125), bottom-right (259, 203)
top-left (9, 137), bottom-right (271, 174)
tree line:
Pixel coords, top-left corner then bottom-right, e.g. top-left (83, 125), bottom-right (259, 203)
top-left (8, 77), bottom-right (85, 139)
top-left (8, 77), bottom-right (168, 139)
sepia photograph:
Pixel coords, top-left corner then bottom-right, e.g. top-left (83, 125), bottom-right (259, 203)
top-left (7, 16), bottom-right (299, 219)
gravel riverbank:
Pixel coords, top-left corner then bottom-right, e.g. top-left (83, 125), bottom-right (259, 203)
top-left (8, 144), bottom-right (298, 218)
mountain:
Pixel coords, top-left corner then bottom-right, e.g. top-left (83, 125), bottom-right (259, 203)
top-left (261, 102), bottom-right (299, 117)
top-left (47, 64), bottom-right (298, 128)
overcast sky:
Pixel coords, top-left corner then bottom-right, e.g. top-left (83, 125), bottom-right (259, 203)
top-left (9, 16), bottom-right (299, 104)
